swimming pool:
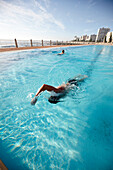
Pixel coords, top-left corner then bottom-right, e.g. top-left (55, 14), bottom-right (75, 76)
top-left (0, 45), bottom-right (113, 170)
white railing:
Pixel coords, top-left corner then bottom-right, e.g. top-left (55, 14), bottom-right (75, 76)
top-left (0, 39), bottom-right (95, 49)
top-left (0, 39), bottom-right (15, 48)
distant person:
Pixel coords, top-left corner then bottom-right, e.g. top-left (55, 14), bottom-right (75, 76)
top-left (58, 50), bottom-right (65, 55)
top-left (31, 74), bottom-right (88, 105)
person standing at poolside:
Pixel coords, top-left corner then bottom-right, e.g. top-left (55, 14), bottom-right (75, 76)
top-left (31, 75), bottom-right (88, 105)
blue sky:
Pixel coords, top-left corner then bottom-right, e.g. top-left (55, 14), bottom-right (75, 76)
top-left (0, 0), bottom-right (113, 40)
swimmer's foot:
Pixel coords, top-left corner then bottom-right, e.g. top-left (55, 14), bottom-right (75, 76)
top-left (84, 75), bottom-right (88, 78)
top-left (31, 96), bottom-right (38, 105)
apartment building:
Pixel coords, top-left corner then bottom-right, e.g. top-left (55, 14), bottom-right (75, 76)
top-left (80, 35), bottom-right (87, 41)
top-left (96, 27), bottom-right (110, 42)
top-left (90, 34), bottom-right (97, 42)
top-left (74, 36), bottom-right (79, 41)
top-left (106, 32), bottom-right (112, 43)
top-left (112, 31), bottom-right (113, 43)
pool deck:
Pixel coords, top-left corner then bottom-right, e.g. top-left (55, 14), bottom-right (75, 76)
top-left (0, 43), bottom-right (112, 53)
top-left (0, 44), bottom-right (93, 53)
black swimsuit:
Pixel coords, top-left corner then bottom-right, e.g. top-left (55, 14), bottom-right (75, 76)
top-left (48, 77), bottom-right (79, 104)
top-left (67, 78), bottom-right (78, 86)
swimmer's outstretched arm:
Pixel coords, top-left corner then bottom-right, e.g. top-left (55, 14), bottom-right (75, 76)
top-left (35, 84), bottom-right (61, 96)
top-left (31, 84), bottom-right (62, 105)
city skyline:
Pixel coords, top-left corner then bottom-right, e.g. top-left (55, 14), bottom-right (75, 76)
top-left (0, 0), bottom-right (113, 40)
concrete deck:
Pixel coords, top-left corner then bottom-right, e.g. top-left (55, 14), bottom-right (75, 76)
top-left (0, 44), bottom-right (93, 53)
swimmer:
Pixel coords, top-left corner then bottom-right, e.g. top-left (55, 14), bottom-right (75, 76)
top-left (31, 74), bottom-right (88, 105)
top-left (58, 50), bottom-right (65, 55)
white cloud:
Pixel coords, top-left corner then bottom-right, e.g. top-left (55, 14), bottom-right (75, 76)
top-left (42, 0), bottom-right (51, 8)
top-left (88, 0), bottom-right (96, 8)
top-left (34, 0), bottom-right (65, 29)
top-left (86, 20), bottom-right (95, 23)
top-left (0, 0), bottom-right (65, 30)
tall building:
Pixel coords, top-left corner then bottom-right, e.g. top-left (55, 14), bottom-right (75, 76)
top-left (80, 35), bottom-right (87, 41)
top-left (112, 31), bottom-right (113, 43)
top-left (84, 34), bottom-right (96, 42)
top-left (96, 27), bottom-right (110, 42)
top-left (74, 36), bottom-right (79, 41)
top-left (90, 34), bottom-right (97, 42)
top-left (85, 35), bottom-right (90, 41)
top-left (106, 32), bottom-right (112, 43)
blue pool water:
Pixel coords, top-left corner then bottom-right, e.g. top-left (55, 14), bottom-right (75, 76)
top-left (0, 45), bottom-right (113, 170)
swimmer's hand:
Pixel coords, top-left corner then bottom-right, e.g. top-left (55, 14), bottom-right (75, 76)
top-left (31, 96), bottom-right (38, 105)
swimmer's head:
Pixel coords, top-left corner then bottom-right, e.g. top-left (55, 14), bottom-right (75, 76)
top-left (48, 96), bottom-right (60, 104)
top-left (62, 50), bottom-right (64, 54)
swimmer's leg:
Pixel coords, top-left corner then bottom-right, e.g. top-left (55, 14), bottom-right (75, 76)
top-left (67, 74), bottom-right (82, 84)
top-left (74, 74), bottom-right (88, 79)
top-left (77, 75), bottom-right (88, 82)
top-left (67, 75), bottom-right (88, 84)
